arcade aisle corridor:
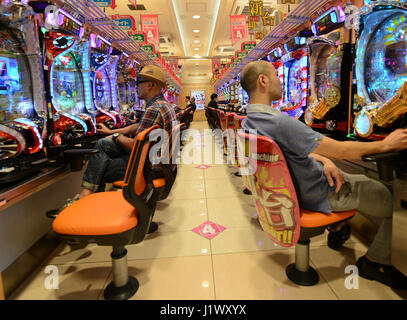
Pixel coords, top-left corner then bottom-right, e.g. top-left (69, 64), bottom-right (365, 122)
top-left (9, 121), bottom-right (405, 300)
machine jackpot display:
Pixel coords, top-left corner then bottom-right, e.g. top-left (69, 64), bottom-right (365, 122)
top-left (281, 36), bottom-right (309, 119)
top-left (31, 3), bottom-right (96, 149)
top-left (268, 46), bottom-right (285, 110)
top-left (305, 5), bottom-right (353, 135)
top-left (353, 1), bottom-right (407, 140)
top-left (0, 1), bottom-right (48, 184)
top-left (90, 35), bottom-right (123, 129)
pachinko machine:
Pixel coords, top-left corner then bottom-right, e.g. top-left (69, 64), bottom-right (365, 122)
top-left (305, 5), bottom-right (353, 135)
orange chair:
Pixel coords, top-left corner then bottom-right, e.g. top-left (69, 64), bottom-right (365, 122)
top-left (113, 123), bottom-right (183, 201)
top-left (149, 123), bottom-right (182, 200)
top-left (53, 125), bottom-right (161, 299)
top-left (237, 131), bottom-right (356, 286)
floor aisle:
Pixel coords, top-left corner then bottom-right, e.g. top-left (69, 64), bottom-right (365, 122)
top-left (10, 121), bottom-right (406, 300)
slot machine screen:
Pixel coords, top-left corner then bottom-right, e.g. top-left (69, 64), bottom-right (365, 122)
top-left (51, 46), bottom-right (86, 114)
top-left (287, 59), bottom-right (303, 106)
top-left (314, 45), bottom-right (336, 101)
top-left (364, 12), bottom-right (407, 103)
top-left (94, 67), bottom-right (112, 110)
top-left (128, 79), bottom-right (137, 106)
top-left (0, 30), bottom-right (34, 122)
top-left (327, 51), bottom-right (343, 88)
top-left (118, 81), bottom-right (127, 105)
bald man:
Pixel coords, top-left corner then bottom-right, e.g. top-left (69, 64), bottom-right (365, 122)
top-left (240, 60), bottom-right (407, 290)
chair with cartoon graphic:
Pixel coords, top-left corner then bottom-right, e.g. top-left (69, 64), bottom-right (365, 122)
top-left (237, 131), bottom-right (356, 286)
top-left (52, 125), bottom-right (161, 300)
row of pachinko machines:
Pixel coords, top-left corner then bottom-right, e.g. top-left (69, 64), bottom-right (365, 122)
top-left (217, 1), bottom-right (407, 142)
top-left (0, 0), bottom-right (148, 185)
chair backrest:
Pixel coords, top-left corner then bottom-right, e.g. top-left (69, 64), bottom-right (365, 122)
top-left (157, 123), bottom-right (182, 199)
top-left (122, 125), bottom-right (160, 240)
top-left (237, 130), bottom-right (301, 248)
top-left (226, 112), bottom-right (236, 130)
top-left (218, 110), bottom-right (227, 131)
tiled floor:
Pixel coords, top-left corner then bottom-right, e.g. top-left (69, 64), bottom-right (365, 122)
top-left (9, 121), bottom-right (406, 300)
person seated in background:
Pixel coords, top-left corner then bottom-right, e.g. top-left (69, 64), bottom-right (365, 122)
top-left (240, 60), bottom-right (407, 290)
top-left (185, 97), bottom-right (197, 123)
top-left (208, 93), bottom-right (219, 109)
top-left (185, 96), bottom-right (191, 108)
top-left (47, 65), bottom-right (176, 218)
top-left (188, 97), bottom-right (197, 112)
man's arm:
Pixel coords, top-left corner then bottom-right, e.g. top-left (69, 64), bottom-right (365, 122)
top-left (310, 153), bottom-right (344, 192)
top-left (97, 123), bottom-right (139, 136)
top-left (116, 134), bottom-right (134, 151)
top-left (313, 129), bottom-right (407, 160)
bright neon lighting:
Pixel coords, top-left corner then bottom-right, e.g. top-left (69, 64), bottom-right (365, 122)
top-left (98, 35), bottom-right (111, 46)
top-left (59, 9), bottom-right (83, 26)
top-left (206, 0), bottom-right (221, 57)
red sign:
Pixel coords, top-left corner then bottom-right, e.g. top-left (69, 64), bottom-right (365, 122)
top-left (141, 15), bottom-right (160, 48)
top-left (230, 15), bottom-right (248, 46)
top-left (128, 0), bottom-right (137, 6)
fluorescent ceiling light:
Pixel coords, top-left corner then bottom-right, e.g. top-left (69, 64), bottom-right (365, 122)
top-left (194, 40), bottom-right (200, 43)
top-left (194, 48), bottom-right (199, 50)
top-left (206, 0), bottom-right (221, 56)
top-left (193, 30), bottom-right (200, 33)
top-left (171, 0), bottom-right (187, 56)
top-left (193, 15), bottom-right (200, 19)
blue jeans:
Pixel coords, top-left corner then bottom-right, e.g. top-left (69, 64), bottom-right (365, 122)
top-left (81, 137), bottom-right (130, 192)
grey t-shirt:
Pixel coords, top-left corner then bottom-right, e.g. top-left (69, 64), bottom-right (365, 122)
top-left (242, 104), bottom-right (335, 213)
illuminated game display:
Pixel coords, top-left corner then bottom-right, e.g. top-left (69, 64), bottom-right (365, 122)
top-left (90, 35), bottom-right (123, 128)
top-left (354, 1), bottom-right (407, 139)
top-left (281, 36), bottom-right (309, 119)
top-left (268, 47), bottom-right (285, 109)
top-left (41, 5), bottom-right (96, 147)
top-left (0, 2), bottom-right (46, 163)
top-left (305, 6), bottom-right (351, 133)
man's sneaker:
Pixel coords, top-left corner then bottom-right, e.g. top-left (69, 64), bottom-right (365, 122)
top-left (46, 194), bottom-right (80, 219)
top-left (327, 224), bottom-right (351, 250)
top-left (356, 256), bottom-right (407, 290)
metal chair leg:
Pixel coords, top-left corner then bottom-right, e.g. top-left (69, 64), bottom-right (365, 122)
top-left (104, 246), bottom-right (139, 300)
top-left (286, 240), bottom-right (319, 286)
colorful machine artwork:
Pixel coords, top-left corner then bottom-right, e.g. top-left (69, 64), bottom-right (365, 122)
top-left (354, 3), bottom-right (407, 139)
top-left (304, 5), bottom-right (351, 133)
top-left (0, 14), bottom-right (45, 160)
top-left (281, 44), bottom-right (309, 119)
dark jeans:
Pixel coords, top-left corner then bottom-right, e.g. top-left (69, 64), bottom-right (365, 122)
top-left (82, 137), bottom-right (130, 192)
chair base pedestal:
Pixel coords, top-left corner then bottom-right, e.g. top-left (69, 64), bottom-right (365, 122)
top-left (104, 276), bottom-right (139, 300)
top-left (286, 263), bottom-right (319, 286)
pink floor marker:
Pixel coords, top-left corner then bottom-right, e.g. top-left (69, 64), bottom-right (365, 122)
top-left (192, 221), bottom-right (226, 239)
top-left (195, 164), bottom-right (211, 170)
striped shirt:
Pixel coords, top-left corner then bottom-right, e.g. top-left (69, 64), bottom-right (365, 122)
top-left (136, 93), bottom-right (177, 135)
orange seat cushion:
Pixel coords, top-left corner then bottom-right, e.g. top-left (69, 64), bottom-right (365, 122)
top-left (300, 209), bottom-right (357, 228)
top-left (53, 192), bottom-right (138, 236)
top-left (113, 178), bottom-right (166, 189)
